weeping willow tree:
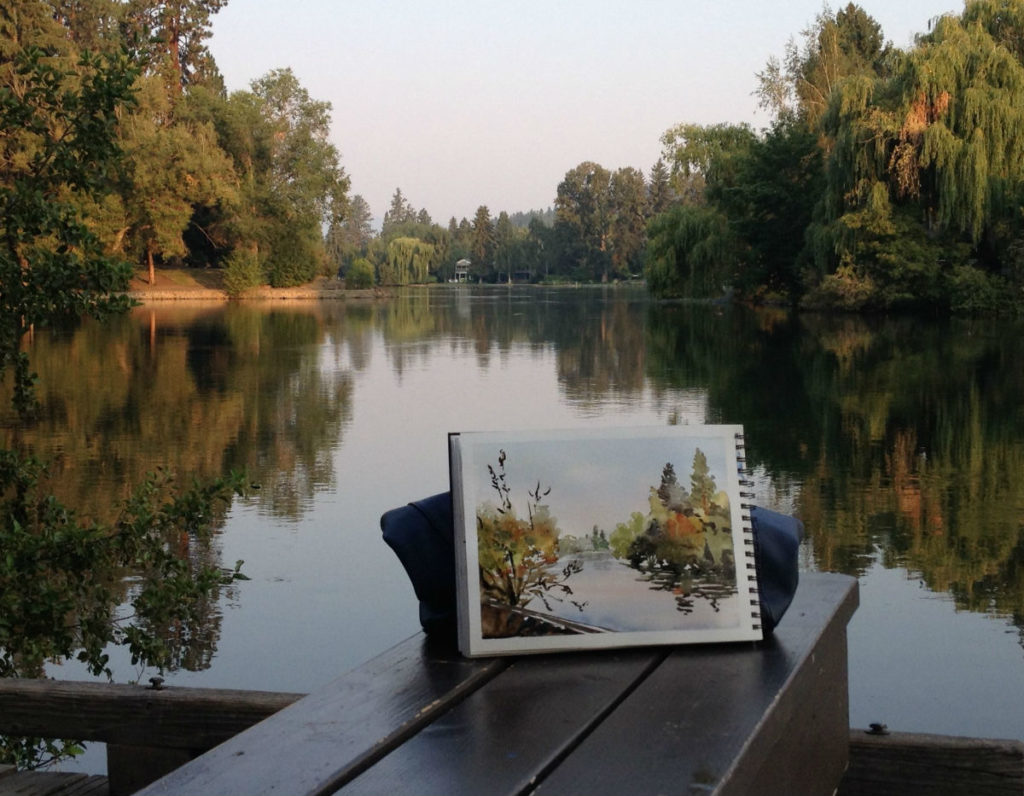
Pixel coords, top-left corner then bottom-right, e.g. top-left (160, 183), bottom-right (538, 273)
top-left (644, 205), bottom-right (740, 298)
top-left (644, 2), bottom-right (1024, 312)
top-left (378, 236), bottom-right (435, 285)
top-left (805, 1), bottom-right (1024, 311)
top-left (913, 9), bottom-right (1024, 242)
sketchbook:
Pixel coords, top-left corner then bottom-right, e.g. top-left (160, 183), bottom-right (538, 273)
top-left (448, 425), bottom-right (763, 657)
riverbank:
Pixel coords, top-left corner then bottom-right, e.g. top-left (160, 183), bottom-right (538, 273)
top-left (126, 268), bottom-right (386, 301)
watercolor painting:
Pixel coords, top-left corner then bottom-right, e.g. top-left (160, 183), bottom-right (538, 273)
top-left (455, 427), bottom-right (751, 646)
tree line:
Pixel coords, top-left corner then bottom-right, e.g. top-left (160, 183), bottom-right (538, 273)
top-left (8, 2), bottom-right (1024, 306)
top-left (336, 164), bottom-right (661, 286)
top-left (347, 2), bottom-right (1024, 315)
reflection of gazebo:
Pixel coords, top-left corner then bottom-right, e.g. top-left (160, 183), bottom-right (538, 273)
top-left (454, 259), bottom-right (471, 283)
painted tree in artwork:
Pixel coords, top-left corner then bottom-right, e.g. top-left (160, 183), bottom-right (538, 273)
top-left (610, 450), bottom-right (735, 595)
top-left (657, 462), bottom-right (688, 511)
top-left (475, 451), bottom-right (582, 636)
top-left (690, 449), bottom-right (717, 516)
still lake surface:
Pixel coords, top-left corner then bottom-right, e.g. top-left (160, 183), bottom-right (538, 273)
top-left (5, 285), bottom-right (1024, 753)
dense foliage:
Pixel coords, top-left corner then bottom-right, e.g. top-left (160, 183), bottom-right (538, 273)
top-left (645, 1), bottom-right (1024, 313)
top-left (9, 1), bottom-right (1024, 314)
top-left (475, 450), bottom-right (586, 638)
top-left (2, 0), bottom-right (348, 294)
top-left (0, 3), bottom-right (251, 769)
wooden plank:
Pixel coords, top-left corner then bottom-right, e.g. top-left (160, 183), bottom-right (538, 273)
top-left (0, 680), bottom-right (301, 750)
top-left (133, 632), bottom-right (507, 796)
top-left (136, 573), bottom-right (857, 796)
top-left (0, 771), bottom-right (108, 796)
top-left (531, 572), bottom-right (858, 796)
top-left (713, 583), bottom-right (852, 796)
top-left (339, 648), bottom-right (669, 796)
top-left (839, 730), bottom-right (1024, 796)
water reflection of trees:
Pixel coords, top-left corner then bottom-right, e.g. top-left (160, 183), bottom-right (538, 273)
top-left (2, 303), bottom-right (362, 522)
top-left (377, 287), bottom-right (651, 403)
top-left (0, 302), bottom-right (365, 670)
top-left (376, 290), bottom-right (1024, 637)
top-left (645, 305), bottom-right (1024, 637)
top-left (17, 291), bottom-right (1021, 660)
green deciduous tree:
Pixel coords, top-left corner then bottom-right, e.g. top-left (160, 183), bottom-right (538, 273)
top-left (659, 123), bottom-right (756, 204)
top-left (215, 68), bottom-right (349, 288)
top-left (345, 256), bottom-right (374, 288)
top-left (802, 3), bottom-right (1024, 309)
top-left (756, 2), bottom-right (892, 128)
top-left (379, 236), bottom-right (434, 285)
top-left (644, 124), bottom-right (754, 298)
top-left (608, 167), bottom-right (649, 279)
top-left (0, 43), bottom-right (136, 412)
top-left (109, 75), bottom-right (237, 283)
top-left (554, 162), bottom-right (612, 281)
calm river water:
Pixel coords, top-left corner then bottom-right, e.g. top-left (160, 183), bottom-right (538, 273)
top-left (5, 285), bottom-right (1024, 758)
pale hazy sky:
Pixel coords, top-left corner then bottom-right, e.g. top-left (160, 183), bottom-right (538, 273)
top-left (208, 1), bottom-right (961, 226)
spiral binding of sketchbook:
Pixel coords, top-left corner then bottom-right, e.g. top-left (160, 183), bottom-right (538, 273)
top-left (734, 431), bottom-right (762, 632)
top-left (449, 424), bottom-right (765, 657)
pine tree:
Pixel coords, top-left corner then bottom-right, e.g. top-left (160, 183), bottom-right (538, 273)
top-left (647, 158), bottom-right (673, 217)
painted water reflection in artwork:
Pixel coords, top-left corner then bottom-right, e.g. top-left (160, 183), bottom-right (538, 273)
top-left (472, 437), bottom-right (741, 638)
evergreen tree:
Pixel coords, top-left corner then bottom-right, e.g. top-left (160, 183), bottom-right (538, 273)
top-left (657, 462), bottom-right (688, 512)
top-left (327, 193), bottom-right (374, 271)
top-left (470, 205), bottom-right (495, 279)
top-left (381, 187), bottom-right (415, 235)
top-left (50, 0), bottom-right (126, 52)
top-left (493, 210), bottom-right (520, 280)
top-left (647, 158), bottom-right (673, 217)
top-left (125, 0), bottom-right (227, 93)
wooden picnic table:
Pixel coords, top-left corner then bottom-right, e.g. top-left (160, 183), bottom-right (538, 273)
top-left (136, 571), bottom-right (858, 796)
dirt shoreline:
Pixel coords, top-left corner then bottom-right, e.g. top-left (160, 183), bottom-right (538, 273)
top-left (126, 270), bottom-right (387, 301)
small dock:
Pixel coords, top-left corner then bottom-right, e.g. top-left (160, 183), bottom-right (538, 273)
top-left (2, 572), bottom-right (1022, 795)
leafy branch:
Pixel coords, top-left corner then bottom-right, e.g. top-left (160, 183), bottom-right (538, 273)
top-left (477, 451), bottom-right (584, 619)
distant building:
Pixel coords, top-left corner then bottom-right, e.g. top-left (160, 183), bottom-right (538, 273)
top-left (454, 259), bottom-right (471, 283)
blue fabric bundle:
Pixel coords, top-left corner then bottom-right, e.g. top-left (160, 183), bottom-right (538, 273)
top-left (381, 492), bottom-right (801, 638)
